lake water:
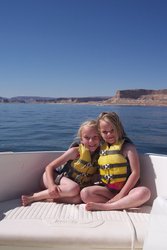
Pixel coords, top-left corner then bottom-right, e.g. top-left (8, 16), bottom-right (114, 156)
top-left (0, 103), bottom-right (166, 155)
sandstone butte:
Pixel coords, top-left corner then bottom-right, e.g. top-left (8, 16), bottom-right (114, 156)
top-left (49, 89), bottom-right (167, 106)
top-left (101, 89), bottom-right (167, 106)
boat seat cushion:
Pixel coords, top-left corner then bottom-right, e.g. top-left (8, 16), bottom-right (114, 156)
top-left (0, 199), bottom-right (151, 250)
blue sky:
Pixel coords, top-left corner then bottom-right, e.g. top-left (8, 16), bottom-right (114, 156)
top-left (0, 0), bottom-right (167, 98)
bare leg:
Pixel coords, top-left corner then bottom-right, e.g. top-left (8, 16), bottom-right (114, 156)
top-left (42, 173), bottom-right (80, 198)
top-left (58, 177), bottom-right (80, 197)
top-left (21, 189), bottom-right (55, 206)
top-left (55, 194), bottom-right (82, 204)
top-left (21, 193), bottom-right (82, 206)
top-left (22, 177), bottom-right (81, 206)
top-left (86, 186), bottom-right (151, 211)
top-left (80, 185), bottom-right (114, 203)
top-left (52, 177), bottom-right (81, 204)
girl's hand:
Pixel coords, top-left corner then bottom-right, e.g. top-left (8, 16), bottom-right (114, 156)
top-left (48, 184), bottom-right (60, 199)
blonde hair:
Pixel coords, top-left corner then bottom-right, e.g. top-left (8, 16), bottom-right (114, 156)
top-left (97, 112), bottom-right (127, 140)
top-left (77, 120), bottom-right (99, 138)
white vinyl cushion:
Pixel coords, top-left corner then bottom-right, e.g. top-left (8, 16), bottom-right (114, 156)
top-left (0, 199), bottom-right (151, 250)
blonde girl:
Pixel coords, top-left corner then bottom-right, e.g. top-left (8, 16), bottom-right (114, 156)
top-left (81, 112), bottom-right (151, 211)
top-left (21, 120), bottom-right (100, 206)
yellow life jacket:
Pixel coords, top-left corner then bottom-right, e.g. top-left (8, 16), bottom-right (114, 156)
top-left (98, 139), bottom-right (128, 190)
top-left (67, 144), bottom-right (99, 188)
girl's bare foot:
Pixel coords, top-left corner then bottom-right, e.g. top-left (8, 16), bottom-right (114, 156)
top-left (86, 202), bottom-right (114, 211)
top-left (21, 195), bottom-right (35, 206)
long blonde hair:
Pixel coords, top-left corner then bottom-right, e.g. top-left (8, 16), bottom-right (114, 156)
top-left (97, 112), bottom-right (127, 140)
top-left (77, 120), bottom-right (100, 139)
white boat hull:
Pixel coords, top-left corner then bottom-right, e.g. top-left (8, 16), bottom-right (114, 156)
top-left (0, 151), bottom-right (167, 250)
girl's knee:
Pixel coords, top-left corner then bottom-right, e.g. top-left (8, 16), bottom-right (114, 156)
top-left (142, 186), bottom-right (151, 201)
top-left (80, 187), bottom-right (90, 203)
top-left (136, 186), bottom-right (151, 203)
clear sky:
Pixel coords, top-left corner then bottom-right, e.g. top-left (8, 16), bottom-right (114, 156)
top-left (0, 0), bottom-right (167, 98)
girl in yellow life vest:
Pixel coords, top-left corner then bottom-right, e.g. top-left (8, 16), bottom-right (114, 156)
top-left (81, 112), bottom-right (151, 211)
top-left (21, 120), bottom-right (100, 206)
top-left (98, 138), bottom-right (130, 191)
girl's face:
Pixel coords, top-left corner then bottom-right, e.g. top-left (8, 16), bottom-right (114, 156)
top-left (81, 126), bottom-right (100, 152)
top-left (99, 120), bottom-right (118, 145)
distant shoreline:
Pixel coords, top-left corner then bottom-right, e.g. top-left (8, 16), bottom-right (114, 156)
top-left (1, 89), bottom-right (167, 106)
top-left (0, 101), bottom-right (167, 107)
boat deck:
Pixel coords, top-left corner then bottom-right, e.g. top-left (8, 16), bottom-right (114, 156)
top-left (0, 198), bottom-right (151, 250)
top-left (0, 152), bottom-right (167, 250)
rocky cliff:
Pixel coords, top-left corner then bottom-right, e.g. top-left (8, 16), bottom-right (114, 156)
top-left (104, 89), bottom-right (167, 106)
top-left (115, 89), bottom-right (167, 99)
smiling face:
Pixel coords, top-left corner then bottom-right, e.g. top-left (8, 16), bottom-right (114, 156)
top-left (99, 119), bottom-right (118, 145)
top-left (80, 125), bottom-right (100, 153)
top-left (97, 112), bottom-right (126, 145)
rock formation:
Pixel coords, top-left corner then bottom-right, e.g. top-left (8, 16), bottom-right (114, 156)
top-left (104, 89), bottom-right (167, 106)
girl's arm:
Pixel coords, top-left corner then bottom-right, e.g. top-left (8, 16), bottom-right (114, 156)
top-left (45, 147), bottom-right (79, 196)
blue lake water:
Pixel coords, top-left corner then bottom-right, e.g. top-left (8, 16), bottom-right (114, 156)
top-left (0, 103), bottom-right (166, 155)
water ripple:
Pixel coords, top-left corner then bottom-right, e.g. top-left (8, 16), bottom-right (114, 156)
top-left (0, 104), bottom-right (166, 154)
